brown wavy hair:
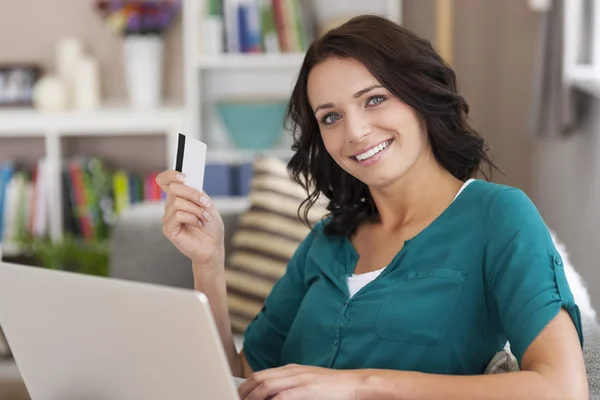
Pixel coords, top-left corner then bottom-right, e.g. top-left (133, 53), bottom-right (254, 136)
top-left (286, 15), bottom-right (499, 236)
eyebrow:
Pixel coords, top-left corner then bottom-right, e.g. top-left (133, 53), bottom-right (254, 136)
top-left (313, 85), bottom-right (384, 115)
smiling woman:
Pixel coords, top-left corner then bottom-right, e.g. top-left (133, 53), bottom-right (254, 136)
top-left (157, 14), bottom-right (589, 400)
top-left (287, 18), bottom-right (495, 236)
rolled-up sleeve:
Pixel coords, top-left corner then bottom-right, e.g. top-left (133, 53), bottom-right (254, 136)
top-left (484, 188), bottom-right (583, 364)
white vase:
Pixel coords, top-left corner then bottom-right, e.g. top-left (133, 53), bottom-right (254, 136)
top-left (123, 35), bottom-right (164, 109)
top-left (56, 36), bottom-right (84, 107)
top-left (74, 56), bottom-right (101, 110)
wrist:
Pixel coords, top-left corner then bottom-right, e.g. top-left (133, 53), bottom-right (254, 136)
top-left (192, 250), bottom-right (226, 282)
top-left (355, 369), bottom-right (408, 400)
top-left (354, 369), bottom-right (379, 400)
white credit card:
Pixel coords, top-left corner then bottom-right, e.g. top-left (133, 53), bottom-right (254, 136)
top-left (174, 133), bottom-right (207, 193)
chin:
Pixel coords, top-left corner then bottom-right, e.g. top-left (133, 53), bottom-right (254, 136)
top-left (358, 169), bottom-right (406, 188)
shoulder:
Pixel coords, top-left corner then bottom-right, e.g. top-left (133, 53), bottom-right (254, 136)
top-left (468, 180), bottom-right (545, 226)
top-left (471, 181), bottom-right (554, 249)
top-left (466, 179), bottom-right (528, 205)
top-left (461, 180), bottom-right (552, 247)
top-left (486, 184), bottom-right (546, 228)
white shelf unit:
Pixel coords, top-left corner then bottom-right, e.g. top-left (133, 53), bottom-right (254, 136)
top-left (0, 106), bottom-right (184, 255)
top-left (563, 0), bottom-right (600, 96)
top-left (182, 0), bottom-right (403, 160)
top-left (1, 1), bottom-right (404, 255)
top-left (196, 52), bottom-right (306, 69)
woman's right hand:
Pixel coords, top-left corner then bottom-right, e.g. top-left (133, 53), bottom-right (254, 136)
top-left (156, 170), bottom-right (225, 269)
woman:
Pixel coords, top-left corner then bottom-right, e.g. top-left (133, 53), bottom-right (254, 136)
top-left (156, 15), bottom-right (588, 400)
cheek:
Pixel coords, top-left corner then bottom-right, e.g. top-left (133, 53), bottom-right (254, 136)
top-left (320, 130), bottom-right (346, 156)
top-left (395, 112), bottom-right (427, 148)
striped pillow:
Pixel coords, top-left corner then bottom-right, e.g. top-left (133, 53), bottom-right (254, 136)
top-left (225, 157), bottom-right (327, 333)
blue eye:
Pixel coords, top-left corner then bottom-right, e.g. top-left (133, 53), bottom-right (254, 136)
top-left (321, 113), bottom-right (341, 125)
top-left (367, 95), bottom-right (387, 106)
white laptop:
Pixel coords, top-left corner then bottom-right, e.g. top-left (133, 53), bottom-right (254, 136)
top-left (0, 261), bottom-right (243, 400)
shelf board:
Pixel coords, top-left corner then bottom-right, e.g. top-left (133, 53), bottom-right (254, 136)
top-left (0, 104), bottom-right (184, 136)
top-left (1, 242), bottom-right (24, 257)
top-left (571, 77), bottom-right (600, 98)
top-left (207, 148), bottom-right (295, 163)
top-left (196, 53), bottom-right (305, 70)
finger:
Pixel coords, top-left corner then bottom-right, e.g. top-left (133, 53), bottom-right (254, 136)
top-left (239, 367), bottom-right (307, 399)
top-left (166, 182), bottom-right (207, 208)
top-left (164, 196), bottom-right (206, 223)
top-left (162, 210), bottom-right (200, 238)
top-left (272, 386), bottom-right (312, 400)
top-left (163, 192), bottom-right (213, 226)
top-left (156, 170), bottom-right (185, 191)
top-left (253, 364), bottom-right (306, 379)
top-left (244, 375), bottom-right (308, 400)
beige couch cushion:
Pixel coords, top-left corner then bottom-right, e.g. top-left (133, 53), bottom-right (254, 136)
top-left (225, 157), bottom-right (327, 333)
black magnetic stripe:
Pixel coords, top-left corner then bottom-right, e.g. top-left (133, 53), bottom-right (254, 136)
top-left (175, 133), bottom-right (185, 172)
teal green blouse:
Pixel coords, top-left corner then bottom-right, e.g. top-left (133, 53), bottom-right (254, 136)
top-left (243, 180), bottom-right (583, 375)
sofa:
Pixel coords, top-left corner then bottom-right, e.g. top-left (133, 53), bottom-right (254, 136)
top-left (110, 200), bottom-right (600, 398)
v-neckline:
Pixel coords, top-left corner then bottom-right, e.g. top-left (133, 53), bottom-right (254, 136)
top-left (343, 179), bottom-right (480, 274)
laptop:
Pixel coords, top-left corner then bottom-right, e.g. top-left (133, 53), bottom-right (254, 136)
top-left (0, 261), bottom-right (243, 400)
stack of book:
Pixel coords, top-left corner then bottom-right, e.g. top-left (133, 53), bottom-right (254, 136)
top-left (0, 158), bottom-right (165, 246)
top-left (0, 160), bottom-right (48, 245)
top-left (216, 0), bottom-right (318, 54)
top-left (61, 158), bottom-right (164, 243)
top-left (0, 157), bottom-right (261, 246)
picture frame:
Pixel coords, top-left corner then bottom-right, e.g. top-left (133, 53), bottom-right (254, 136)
top-left (0, 64), bottom-right (42, 107)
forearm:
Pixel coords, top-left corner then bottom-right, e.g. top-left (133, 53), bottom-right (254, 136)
top-left (359, 369), bottom-right (584, 400)
top-left (192, 254), bottom-right (242, 377)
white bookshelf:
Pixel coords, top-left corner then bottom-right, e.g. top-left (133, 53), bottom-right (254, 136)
top-left (0, 105), bottom-right (184, 254)
top-left (0, 1), bottom-right (404, 254)
top-left (563, 0), bottom-right (600, 97)
top-left (182, 0), bottom-right (403, 155)
top-left (0, 106), bottom-right (183, 137)
top-left (196, 52), bottom-right (306, 69)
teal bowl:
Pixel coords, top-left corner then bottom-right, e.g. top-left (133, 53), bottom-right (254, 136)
top-left (216, 99), bottom-right (287, 150)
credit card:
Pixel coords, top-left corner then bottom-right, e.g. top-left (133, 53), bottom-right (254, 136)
top-left (174, 133), bottom-right (207, 193)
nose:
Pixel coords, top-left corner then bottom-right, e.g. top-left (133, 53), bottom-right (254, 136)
top-left (345, 110), bottom-right (372, 143)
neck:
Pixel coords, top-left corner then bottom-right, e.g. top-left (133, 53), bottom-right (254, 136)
top-left (369, 151), bottom-right (463, 233)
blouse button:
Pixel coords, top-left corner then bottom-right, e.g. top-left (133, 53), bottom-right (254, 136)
top-left (555, 256), bottom-right (563, 266)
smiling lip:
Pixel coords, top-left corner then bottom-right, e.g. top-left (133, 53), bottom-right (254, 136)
top-left (350, 139), bottom-right (393, 158)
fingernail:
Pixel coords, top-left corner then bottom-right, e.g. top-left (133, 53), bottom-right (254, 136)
top-left (200, 196), bottom-right (211, 207)
top-left (203, 211), bottom-right (212, 221)
top-left (176, 173), bottom-right (186, 182)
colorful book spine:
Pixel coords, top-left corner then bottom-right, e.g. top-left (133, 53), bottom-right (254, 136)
top-left (218, 0), bottom-right (313, 54)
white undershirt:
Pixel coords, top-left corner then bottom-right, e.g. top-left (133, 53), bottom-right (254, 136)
top-left (346, 179), bottom-right (476, 298)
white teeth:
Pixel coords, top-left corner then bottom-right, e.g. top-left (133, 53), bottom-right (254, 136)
top-left (355, 140), bottom-right (391, 161)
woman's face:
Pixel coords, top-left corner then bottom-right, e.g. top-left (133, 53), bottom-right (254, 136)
top-left (307, 57), bottom-right (430, 188)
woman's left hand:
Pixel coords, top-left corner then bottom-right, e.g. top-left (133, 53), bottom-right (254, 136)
top-left (238, 364), bottom-right (365, 400)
